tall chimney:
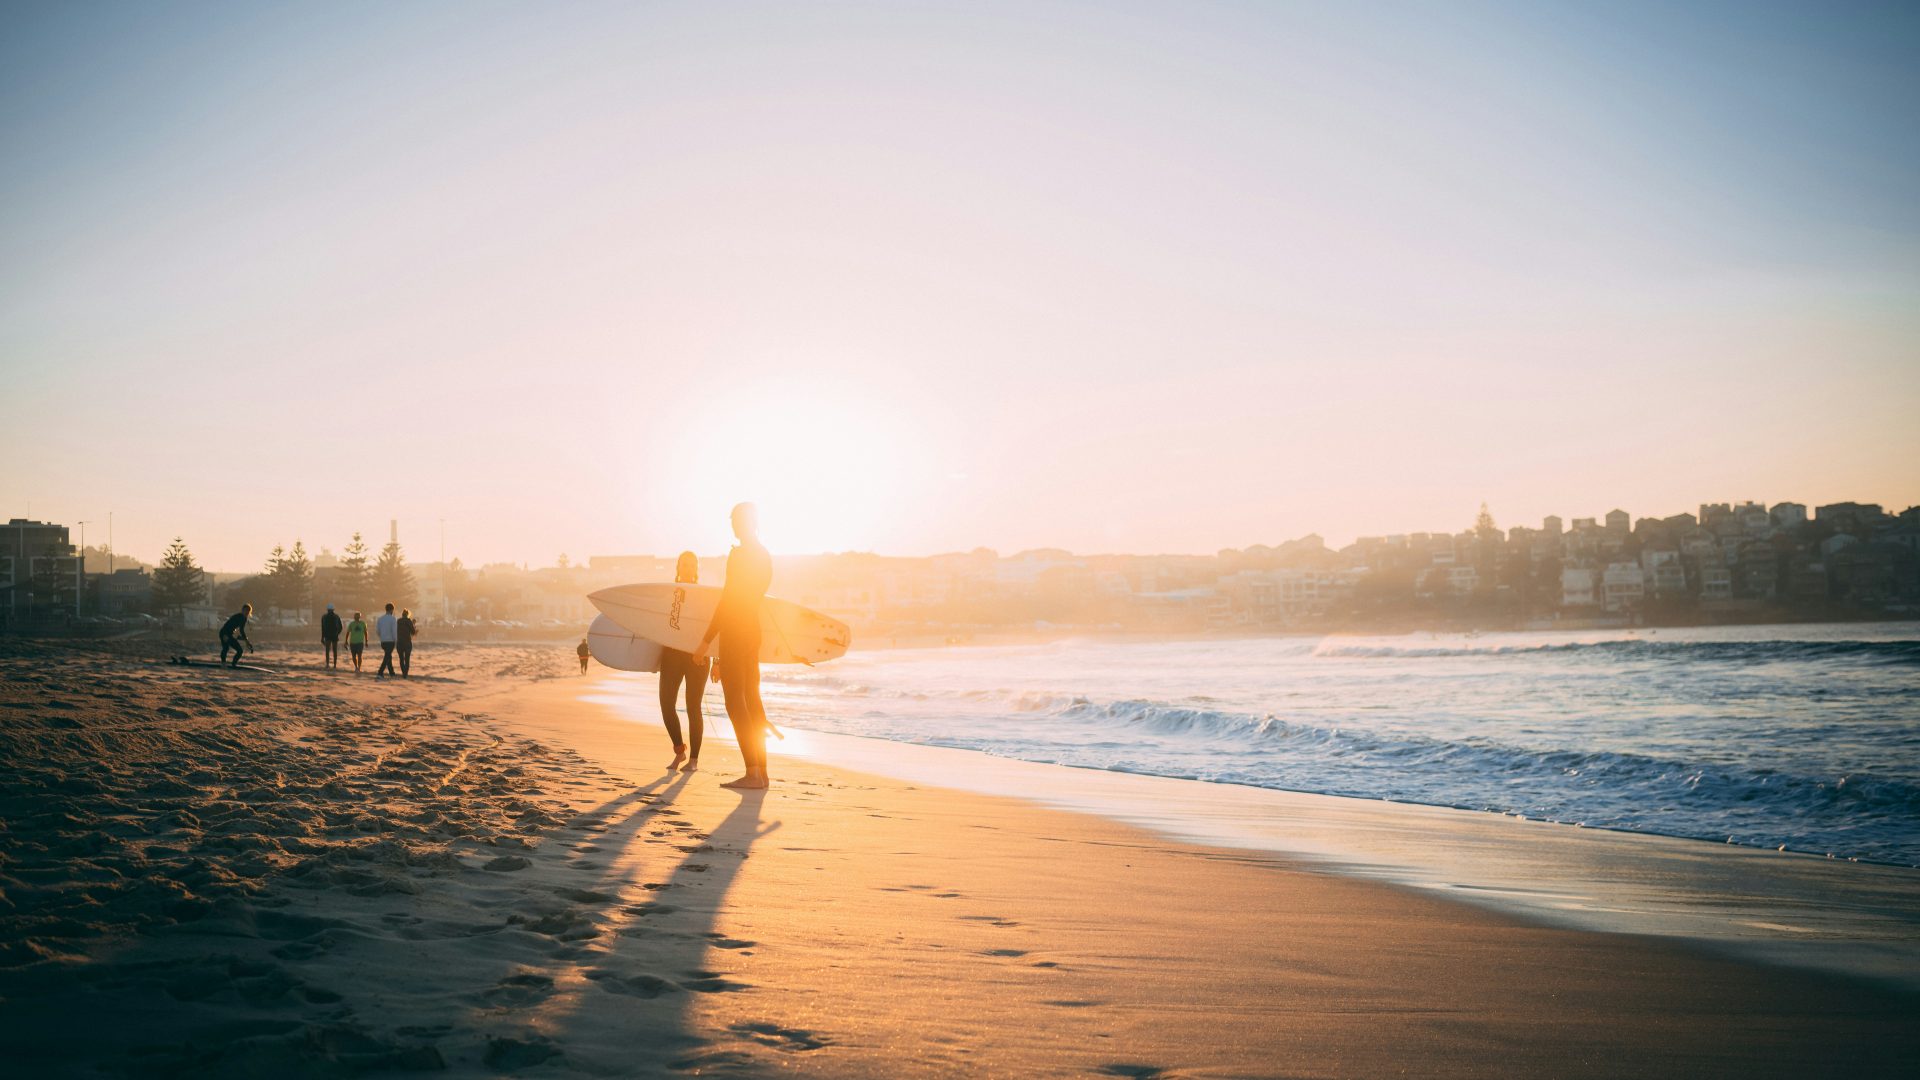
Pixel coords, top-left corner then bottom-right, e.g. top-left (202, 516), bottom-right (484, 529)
top-left (390, 519), bottom-right (397, 544)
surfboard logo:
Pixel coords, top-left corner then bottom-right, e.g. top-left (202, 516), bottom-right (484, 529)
top-left (669, 587), bottom-right (685, 631)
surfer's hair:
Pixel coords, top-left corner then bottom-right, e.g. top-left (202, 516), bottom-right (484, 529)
top-left (676, 551), bottom-right (699, 583)
top-left (730, 502), bottom-right (758, 533)
top-left (241, 603), bottom-right (252, 613)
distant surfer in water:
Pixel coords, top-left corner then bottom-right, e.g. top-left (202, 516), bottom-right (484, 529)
top-left (697, 503), bottom-right (772, 790)
top-left (219, 603), bottom-right (253, 667)
top-left (659, 551), bottom-right (710, 773)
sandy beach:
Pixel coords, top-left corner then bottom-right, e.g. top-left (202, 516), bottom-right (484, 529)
top-left (2, 640), bottom-right (1915, 1078)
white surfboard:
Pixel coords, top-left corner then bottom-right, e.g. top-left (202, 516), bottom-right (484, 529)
top-left (586, 614), bottom-right (666, 672)
top-left (587, 582), bottom-right (851, 665)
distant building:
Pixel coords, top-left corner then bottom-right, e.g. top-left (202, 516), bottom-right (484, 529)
top-left (1770, 502), bottom-right (1807, 528)
top-left (1700, 567), bottom-right (1733, 601)
top-left (1785, 558), bottom-right (1828, 604)
top-left (1561, 567), bottom-right (1597, 607)
top-left (1641, 549), bottom-right (1686, 596)
top-left (95, 567), bottom-right (153, 615)
top-left (1815, 503), bottom-right (1886, 535)
top-left (1604, 509), bottom-right (1630, 533)
top-left (1820, 534), bottom-right (1859, 558)
top-left (4, 518), bottom-right (81, 620)
top-left (1602, 562), bottom-right (1645, 612)
top-left (1445, 565), bottom-right (1479, 595)
top-left (1541, 515), bottom-right (1563, 536)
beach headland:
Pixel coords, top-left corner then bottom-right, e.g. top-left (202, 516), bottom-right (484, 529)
top-left (1, 641), bottom-right (1914, 1077)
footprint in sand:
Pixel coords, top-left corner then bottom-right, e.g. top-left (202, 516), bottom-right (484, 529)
top-left (483, 972), bottom-right (555, 1005)
top-left (484, 1036), bottom-right (562, 1070)
top-left (729, 1022), bottom-right (829, 1052)
top-left (958, 915), bottom-right (1021, 927)
top-left (680, 970), bottom-right (753, 993)
top-left (586, 970), bottom-right (676, 998)
top-left (704, 934), bottom-right (757, 950)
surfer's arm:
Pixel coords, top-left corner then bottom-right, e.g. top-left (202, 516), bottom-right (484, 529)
top-left (697, 578), bottom-right (744, 655)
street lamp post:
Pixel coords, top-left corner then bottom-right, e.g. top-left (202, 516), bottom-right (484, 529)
top-left (75, 520), bottom-right (89, 618)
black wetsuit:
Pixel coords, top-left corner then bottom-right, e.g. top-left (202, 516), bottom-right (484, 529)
top-left (219, 611), bottom-right (250, 666)
top-left (716, 541), bottom-right (772, 771)
top-left (659, 646), bottom-right (709, 757)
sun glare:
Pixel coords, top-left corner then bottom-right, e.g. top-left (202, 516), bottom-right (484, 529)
top-left (664, 380), bottom-right (916, 554)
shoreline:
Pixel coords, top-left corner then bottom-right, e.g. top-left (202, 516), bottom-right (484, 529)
top-left (580, 684), bottom-right (1920, 992)
top-left (4, 644), bottom-right (1915, 1077)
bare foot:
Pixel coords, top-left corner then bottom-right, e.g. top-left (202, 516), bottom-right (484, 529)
top-left (720, 776), bottom-right (768, 789)
top-left (680, 758), bottom-right (699, 773)
top-left (667, 748), bottom-right (687, 771)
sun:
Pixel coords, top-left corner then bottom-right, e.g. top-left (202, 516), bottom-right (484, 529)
top-left (666, 379), bottom-right (917, 554)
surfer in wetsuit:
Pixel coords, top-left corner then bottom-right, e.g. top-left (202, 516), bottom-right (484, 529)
top-left (697, 504), bottom-right (772, 790)
top-left (219, 604), bottom-right (253, 667)
top-left (577, 638), bottom-right (591, 674)
top-left (659, 551), bottom-right (711, 772)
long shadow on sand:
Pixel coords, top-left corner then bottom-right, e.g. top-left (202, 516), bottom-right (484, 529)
top-left (468, 770), bottom-right (794, 1073)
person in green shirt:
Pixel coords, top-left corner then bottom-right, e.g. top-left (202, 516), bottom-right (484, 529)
top-left (346, 611), bottom-right (369, 673)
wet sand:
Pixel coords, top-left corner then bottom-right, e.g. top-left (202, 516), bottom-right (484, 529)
top-left (1, 642), bottom-right (1914, 1077)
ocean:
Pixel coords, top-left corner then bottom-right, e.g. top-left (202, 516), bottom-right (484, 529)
top-left (755, 622), bottom-right (1920, 865)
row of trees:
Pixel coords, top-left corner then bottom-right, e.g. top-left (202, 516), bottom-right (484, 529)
top-left (255, 532), bottom-right (418, 614)
top-left (146, 533), bottom-right (419, 617)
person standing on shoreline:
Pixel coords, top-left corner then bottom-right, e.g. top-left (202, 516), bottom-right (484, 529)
top-left (577, 637), bottom-right (591, 674)
top-left (697, 504), bottom-right (772, 790)
top-left (396, 607), bottom-right (417, 678)
top-left (375, 603), bottom-right (398, 678)
top-left (659, 551), bottom-right (710, 773)
top-left (320, 603), bottom-right (343, 670)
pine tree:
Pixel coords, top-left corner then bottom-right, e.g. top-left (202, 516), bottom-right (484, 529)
top-left (152, 537), bottom-right (207, 613)
top-left (262, 545), bottom-right (287, 613)
top-left (336, 532), bottom-right (371, 611)
top-left (1474, 502), bottom-right (1498, 539)
top-left (278, 540), bottom-right (315, 616)
top-left (372, 540), bottom-right (417, 609)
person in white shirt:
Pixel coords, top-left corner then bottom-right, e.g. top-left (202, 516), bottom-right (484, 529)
top-left (375, 603), bottom-right (399, 677)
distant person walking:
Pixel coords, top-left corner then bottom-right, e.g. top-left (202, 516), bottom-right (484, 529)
top-left (697, 505), bottom-right (772, 789)
top-left (659, 551), bottom-right (711, 773)
top-left (320, 603), bottom-right (343, 669)
top-left (219, 603), bottom-right (253, 668)
top-left (396, 608), bottom-right (418, 678)
top-left (577, 638), bottom-right (591, 674)
top-left (347, 611), bottom-right (368, 673)
top-left (376, 603), bottom-right (398, 677)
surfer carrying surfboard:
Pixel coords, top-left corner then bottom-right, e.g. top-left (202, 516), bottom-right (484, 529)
top-left (697, 503), bottom-right (774, 790)
top-left (659, 551), bottom-right (711, 773)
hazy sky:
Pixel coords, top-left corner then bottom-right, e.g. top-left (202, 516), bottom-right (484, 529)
top-left (4, 1), bottom-right (1916, 570)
